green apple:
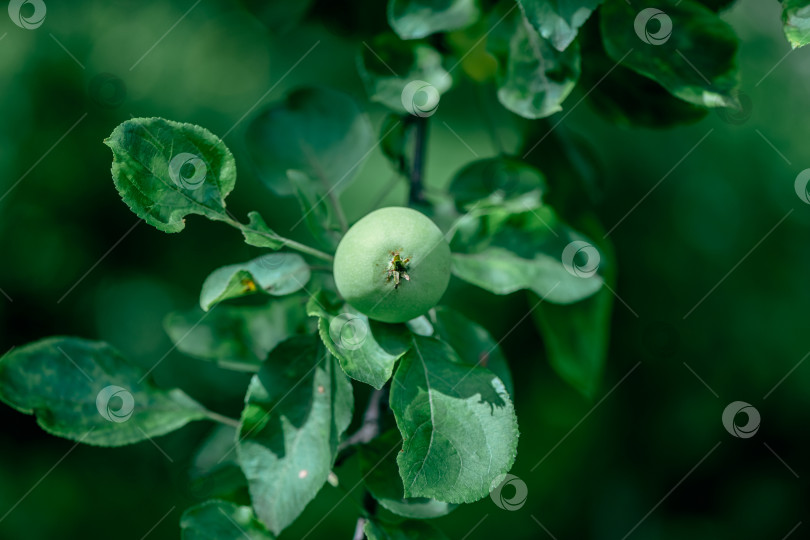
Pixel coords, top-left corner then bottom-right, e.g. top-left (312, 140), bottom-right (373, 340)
top-left (333, 207), bottom-right (451, 323)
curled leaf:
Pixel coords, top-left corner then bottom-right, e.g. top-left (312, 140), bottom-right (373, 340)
top-left (200, 254), bottom-right (311, 311)
top-left (105, 117), bottom-right (236, 233)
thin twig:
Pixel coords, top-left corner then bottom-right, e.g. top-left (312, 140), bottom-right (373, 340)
top-left (204, 410), bottom-right (240, 429)
top-left (276, 237), bottom-right (334, 262)
top-left (224, 216), bottom-right (335, 262)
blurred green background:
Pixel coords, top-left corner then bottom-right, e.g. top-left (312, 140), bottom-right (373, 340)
top-left (1, 0), bottom-right (807, 538)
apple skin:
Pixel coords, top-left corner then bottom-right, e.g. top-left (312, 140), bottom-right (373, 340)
top-left (333, 207), bottom-right (451, 323)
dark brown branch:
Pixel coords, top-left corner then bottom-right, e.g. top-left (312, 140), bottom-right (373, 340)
top-left (408, 116), bottom-right (428, 205)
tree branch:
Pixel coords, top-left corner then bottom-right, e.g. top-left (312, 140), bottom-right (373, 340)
top-left (353, 491), bottom-right (378, 539)
top-left (341, 388), bottom-right (386, 539)
top-left (353, 517), bottom-right (367, 540)
top-left (338, 387), bottom-right (385, 452)
top-left (408, 116), bottom-right (428, 205)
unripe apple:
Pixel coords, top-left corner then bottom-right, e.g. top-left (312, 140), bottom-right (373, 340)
top-left (333, 207), bottom-right (451, 323)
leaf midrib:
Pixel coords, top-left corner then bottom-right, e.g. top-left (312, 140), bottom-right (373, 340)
top-left (408, 338), bottom-right (435, 493)
top-left (118, 127), bottom-right (228, 218)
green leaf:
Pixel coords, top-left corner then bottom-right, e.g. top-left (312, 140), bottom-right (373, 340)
top-left (200, 254), bottom-right (311, 311)
top-left (241, 212), bottom-right (285, 250)
top-left (192, 425), bottom-right (240, 470)
top-left (307, 291), bottom-right (407, 389)
top-left (600, 0), bottom-right (740, 109)
top-left (359, 430), bottom-right (456, 519)
top-left (245, 87), bottom-right (373, 196)
top-left (164, 297), bottom-right (309, 371)
top-left (448, 157), bottom-right (546, 213)
top-left (188, 425), bottom-right (247, 500)
top-left (518, 0), bottom-right (604, 51)
top-left (782, 0), bottom-right (810, 49)
top-left (532, 217), bottom-right (616, 398)
top-left (369, 319), bottom-right (415, 357)
top-left (388, 0), bottom-right (480, 40)
top-left (180, 500), bottom-right (274, 540)
top-left (406, 316), bottom-right (434, 338)
top-left (358, 34), bottom-right (452, 113)
top-left (187, 464), bottom-right (246, 501)
top-left (451, 208), bottom-right (604, 304)
top-left (583, 57), bottom-right (709, 128)
top-left (390, 336), bottom-right (518, 503)
top-left (239, 0), bottom-right (312, 34)
top-left (431, 307), bottom-right (514, 397)
top-left (533, 284), bottom-right (612, 399)
top-left (364, 517), bottom-right (450, 540)
top-left (488, 7), bottom-right (580, 119)
top-left (0, 337), bottom-right (208, 446)
top-left (380, 114), bottom-right (411, 175)
top-left (237, 335), bottom-right (353, 535)
top-left (577, 19), bottom-right (707, 128)
top-left (104, 117), bottom-right (236, 233)
top-left (288, 171), bottom-right (342, 251)
top-left (517, 115), bottom-right (604, 210)
top-left (452, 245), bottom-right (597, 302)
